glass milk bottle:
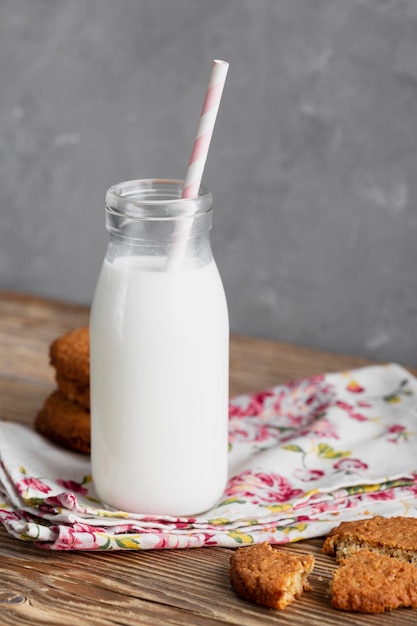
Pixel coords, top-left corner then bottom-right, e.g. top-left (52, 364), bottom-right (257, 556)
top-left (90, 179), bottom-right (229, 516)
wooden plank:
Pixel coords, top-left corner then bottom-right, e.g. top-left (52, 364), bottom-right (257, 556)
top-left (0, 378), bottom-right (52, 425)
top-left (229, 334), bottom-right (380, 396)
top-left (0, 529), bottom-right (414, 625)
top-left (0, 291), bottom-right (89, 383)
top-left (1, 291), bottom-right (417, 625)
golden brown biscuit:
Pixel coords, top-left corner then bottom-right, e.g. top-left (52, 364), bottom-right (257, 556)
top-left (330, 549), bottom-right (417, 613)
top-left (34, 390), bottom-right (90, 454)
top-left (229, 542), bottom-right (314, 609)
top-left (322, 516), bottom-right (417, 564)
top-left (50, 327), bottom-right (90, 390)
top-left (55, 371), bottom-right (90, 410)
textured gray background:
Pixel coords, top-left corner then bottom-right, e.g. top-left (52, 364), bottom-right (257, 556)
top-left (1, 0), bottom-right (417, 365)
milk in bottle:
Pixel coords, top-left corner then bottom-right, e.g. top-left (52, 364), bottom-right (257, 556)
top-left (90, 179), bottom-right (229, 516)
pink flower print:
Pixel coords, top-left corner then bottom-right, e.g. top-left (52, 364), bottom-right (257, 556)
top-left (56, 479), bottom-right (88, 496)
top-left (44, 491), bottom-right (86, 513)
top-left (151, 533), bottom-right (192, 550)
top-left (0, 508), bottom-right (24, 522)
top-left (368, 489), bottom-right (396, 501)
top-left (228, 420), bottom-right (276, 445)
top-left (304, 500), bottom-right (340, 515)
top-left (252, 424), bottom-right (276, 443)
top-left (271, 376), bottom-right (336, 434)
top-left (225, 470), bottom-right (303, 505)
top-left (251, 390), bottom-right (276, 414)
top-left (386, 424), bottom-right (410, 443)
top-left (346, 379), bottom-right (365, 393)
top-left (336, 401), bottom-right (368, 422)
top-left (229, 390), bottom-right (275, 418)
top-left (299, 417), bottom-right (339, 440)
top-left (228, 424), bottom-right (250, 441)
top-left (388, 425), bottom-right (405, 433)
top-left (230, 376), bottom-right (336, 446)
top-left (333, 458), bottom-right (368, 472)
top-left (73, 523), bottom-right (103, 548)
top-left (53, 524), bottom-right (100, 550)
top-left (16, 477), bottom-right (51, 496)
top-left (294, 468), bottom-right (325, 482)
top-left (228, 403), bottom-right (245, 418)
top-left (42, 495), bottom-right (64, 508)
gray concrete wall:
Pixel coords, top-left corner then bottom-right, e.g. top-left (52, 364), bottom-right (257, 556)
top-left (1, 0), bottom-right (417, 366)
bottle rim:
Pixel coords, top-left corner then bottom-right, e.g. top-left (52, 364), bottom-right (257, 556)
top-left (105, 179), bottom-right (212, 221)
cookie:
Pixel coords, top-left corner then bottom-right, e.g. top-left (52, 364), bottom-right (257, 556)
top-left (50, 327), bottom-right (90, 391)
top-left (322, 516), bottom-right (417, 564)
top-left (330, 549), bottom-right (417, 613)
top-left (34, 390), bottom-right (90, 454)
top-left (55, 371), bottom-right (90, 410)
top-left (229, 542), bottom-right (314, 609)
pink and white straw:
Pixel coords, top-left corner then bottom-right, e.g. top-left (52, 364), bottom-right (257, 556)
top-left (182, 60), bottom-right (229, 199)
top-left (166, 60), bottom-right (229, 269)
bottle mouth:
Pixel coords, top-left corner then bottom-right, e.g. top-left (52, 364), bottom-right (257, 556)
top-left (106, 179), bottom-right (212, 221)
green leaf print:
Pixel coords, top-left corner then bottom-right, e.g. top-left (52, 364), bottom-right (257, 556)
top-left (115, 537), bottom-right (141, 549)
top-left (283, 444), bottom-right (308, 467)
top-left (317, 443), bottom-right (351, 459)
top-left (282, 444), bottom-right (305, 454)
top-left (384, 379), bottom-right (413, 403)
top-left (227, 530), bottom-right (254, 545)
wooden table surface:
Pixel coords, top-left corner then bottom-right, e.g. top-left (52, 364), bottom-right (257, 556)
top-left (1, 290), bottom-right (417, 625)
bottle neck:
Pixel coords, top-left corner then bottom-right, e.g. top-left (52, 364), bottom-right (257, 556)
top-left (104, 179), bottom-right (214, 270)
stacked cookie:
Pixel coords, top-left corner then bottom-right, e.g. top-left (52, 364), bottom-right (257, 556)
top-left (35, 327), bottom-right (91, 454)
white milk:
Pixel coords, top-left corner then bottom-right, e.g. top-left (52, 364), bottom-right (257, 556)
top-left (90, 255), bottom-right (229, 516)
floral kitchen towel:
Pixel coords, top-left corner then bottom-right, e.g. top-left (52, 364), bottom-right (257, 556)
top-left (1, 363), bottom-right (417, 550)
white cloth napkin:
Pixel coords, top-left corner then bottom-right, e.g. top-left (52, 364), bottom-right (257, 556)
top-left (1, 363), bottom-right (417, 550)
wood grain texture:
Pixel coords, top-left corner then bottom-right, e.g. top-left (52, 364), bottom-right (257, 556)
top-left (1, 290), bottom-right (417, 625)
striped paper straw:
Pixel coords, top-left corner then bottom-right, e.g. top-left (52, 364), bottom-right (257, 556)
top-left (166, 60), bottom-right (229, 269)
top-left (182, 60), bottom-right (229, 199)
